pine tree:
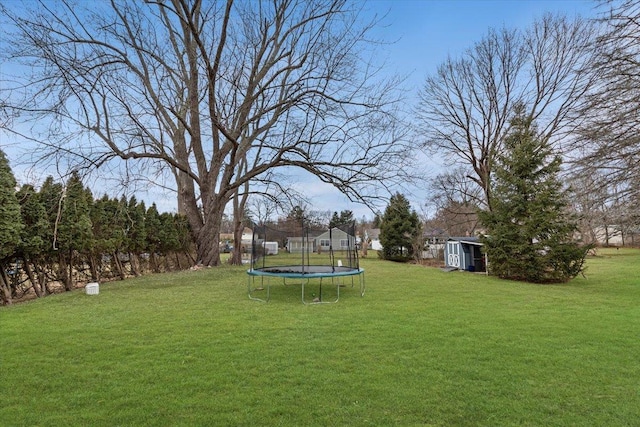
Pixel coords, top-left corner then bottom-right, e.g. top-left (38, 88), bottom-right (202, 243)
top-left (58, 173), bottom-right (93, 253)
top-left (16, 184), bottom-right (49, 257)
top-left (38, 176), bottom-right (65, 247)
top-left (479, 111), bottom-right (589, 283)
top-left (36, 176), bottom-right (66, 294)
top-left (145, 203), bottom-right (162, 272)
top-left (57, 172), bottom-right (93, 290)
top-left (158, 212), bottom-right (181, 269)
top-left (379, 193), bottom-right (421, 262)
top-left (90, 194), bottom-right (127, 280)
top-left (0, 150), bottom-right (23, 304)
top-left (16, 184), bottom-right (50, 297)
top-left (329, 211), bottom-right (341, 228)
top-left (329, 210), bottom-right (355, 228)
top-left (124, 197), bottom-right (147, 276)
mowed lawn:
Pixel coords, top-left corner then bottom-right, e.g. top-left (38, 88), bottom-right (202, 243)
top-left (1, 248), bottom-right (639, 426)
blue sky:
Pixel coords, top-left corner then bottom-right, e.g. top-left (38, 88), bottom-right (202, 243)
top-left (2, 0), bottom-right (600, 220)
top-left (369, 0), bottom-right (596, 87)
top-left (293, 0), bottom-right (599, 219)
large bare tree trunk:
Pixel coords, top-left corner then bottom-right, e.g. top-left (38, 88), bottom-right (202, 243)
top-left (195, 199), bottom-right (225, 266)
top-left (229, 167), bottom-right (249, 266)
top-left (229, 218), bottom-right (244, 265)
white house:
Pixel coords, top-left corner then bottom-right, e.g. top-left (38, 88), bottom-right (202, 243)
top-left (593, 225), bottom-right (624, 246)
top-left (286, 236), bottom-right (316, 253)
top-left (365, 228), bottom-right (382, 251)
top-left (314, 227), bottom-right (356, 252)
top-left (285, 227), bottom-right (357, 253)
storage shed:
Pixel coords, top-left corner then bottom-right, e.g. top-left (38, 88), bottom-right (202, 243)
top-left (444, 237), bottom-right (486, 272)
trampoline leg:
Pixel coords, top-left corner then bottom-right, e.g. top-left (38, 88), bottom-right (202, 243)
top-left (301, 278), bottom-right (307, 304)
top-left (301, 278), bottom-right (340, 304)
top-left (312, 278), bottom-right (340, 304)
top-left (248, 275), bottom-right (270, 302)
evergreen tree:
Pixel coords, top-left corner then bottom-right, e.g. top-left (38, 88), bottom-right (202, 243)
top-left (329, 210), bottom-right (355, 228)
top-left (36, 176), bottom-right (66, 293)
top-left (372, 213), bottom-right (382, 229)
top-left (38, 176), bottom-right (65, 247)
top-left (124, 197), bottom-right (147, 276)
top-left (58, 172), bottom-right (94, 253)
top-left (158, 212), bottom-right (180, 254)
top-left (479, 111), bottom-right (589, 283)
top-left (0, 150), bottom-right (23, 304)
top-left (287, 206), bottom-right (306, 223)
top-left (174, 214), bottom-right (195, 264)
top-left (90, 194), bottom-right (127, 280)
top-left (145, 203), bottom-right (162, 252)
top-left (57, 172), bottom-right (93, 290)
top-left (329, 211), bottom-right (341, 228)
top-left (16, 184), bottom-right (49, 257)
top-left (158, 212), bottom-right (182, 269)
top-left (145, 203), bottom-right (162, 272)
top-left (16, 184), bottom-right (50, 297)
top-left (123, 196), bottom-right (147, 253)
top-left (379, 193), bottom-right (421, 262)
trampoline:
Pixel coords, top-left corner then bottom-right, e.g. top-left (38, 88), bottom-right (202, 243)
top-left (247, 220), bottom-right (365, 304)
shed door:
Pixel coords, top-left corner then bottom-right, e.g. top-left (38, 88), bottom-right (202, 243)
top-left (446, 242), bottom-right (460, 268)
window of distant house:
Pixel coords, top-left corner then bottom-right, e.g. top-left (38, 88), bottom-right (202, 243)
top-left (340, 239), bottom-right (349, 248)
top-left (320, 239), bottom-right (330, 247)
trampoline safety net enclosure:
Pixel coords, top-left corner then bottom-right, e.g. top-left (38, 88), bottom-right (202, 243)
top-left (247, 220), bottom-right (365, 303)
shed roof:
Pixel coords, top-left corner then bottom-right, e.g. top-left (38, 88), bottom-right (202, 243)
top-left (447, 236), bottom-right (483, 246)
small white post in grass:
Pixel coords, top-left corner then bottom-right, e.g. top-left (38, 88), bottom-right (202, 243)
top-left (85, 282), bottom-right (99, 295)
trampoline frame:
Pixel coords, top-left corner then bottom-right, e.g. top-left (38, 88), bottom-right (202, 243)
top-left (247, 220), bottom-right (365, 304)
top-left (247, 266), bottom-right (365, 304)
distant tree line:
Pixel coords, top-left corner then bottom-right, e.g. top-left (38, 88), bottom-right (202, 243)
top-left (0, 150), bottom-right (193, 305)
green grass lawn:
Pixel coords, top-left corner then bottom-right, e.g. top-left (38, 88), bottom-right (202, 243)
top-left (2, 248), bottom-right (639, 426)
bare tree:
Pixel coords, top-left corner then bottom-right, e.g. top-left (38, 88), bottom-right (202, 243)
top-left (428, 167), bottom-right (484, 212)
top-left (417, 14), bottom-right (596, 210)
top-left (568, 171), bottom-right (610, 245)
top-left (571, 0), bottom-right (640, 206)
top-left (1, 0), bottom-right (410, 266)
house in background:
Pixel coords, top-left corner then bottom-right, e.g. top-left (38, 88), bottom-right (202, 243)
top-left (241, 227), bottom-right (253, 242)
top-left (365, 228), bottom-right (382, 251)
top-left (286, 236), bottom-right (316, 253)
top-left (444, 237), bottom-right (486, 272)
top-left (286, 227), bottom-right (356, 253)
top-left (314, 227), bottom-right (355, 252)
top-left (592, 225), bottom-right (625, 246)
top-left (422, 228), bottom-right (448, 259)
